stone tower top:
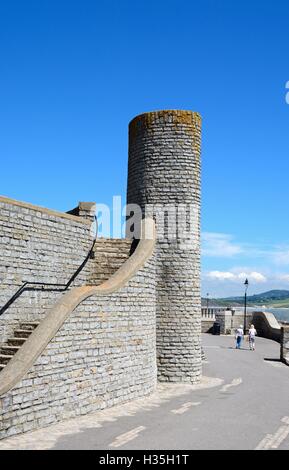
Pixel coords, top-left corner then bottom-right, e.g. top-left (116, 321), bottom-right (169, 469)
top-left (129, 109), bottom-right (202, 135)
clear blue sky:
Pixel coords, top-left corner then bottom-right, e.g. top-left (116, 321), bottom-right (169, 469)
top-left (1, 0), bottom-right (289, 296)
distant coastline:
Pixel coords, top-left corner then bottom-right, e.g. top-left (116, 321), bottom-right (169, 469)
top-left (202, 305), bottom-right (289, 323)
top-left (202, 289), bottom-right (289, 323)
top-left (202, 289), bottom-right (289, 309)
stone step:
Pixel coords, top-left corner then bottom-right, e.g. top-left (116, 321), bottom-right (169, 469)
top-left (0, 345), bottom-right (20, 356)
top-left (19, 322), bottom-right (40, 331)
top-left (0, 354), bottom-right (14, 365)
top-left (7, 337), bottom-right (27, 347)
top-left (14, 329), bottom-right (33, 338)
top-left (0, 364), bottom-right (6, 371)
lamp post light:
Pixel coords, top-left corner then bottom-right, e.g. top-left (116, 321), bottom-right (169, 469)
top-left (244, 278), bottom-right (249, 335)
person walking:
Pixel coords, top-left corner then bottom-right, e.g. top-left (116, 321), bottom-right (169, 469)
top-left (235, 325), bottom-right (244, 349)
top-left (248, 324), bottom-right (257, 351)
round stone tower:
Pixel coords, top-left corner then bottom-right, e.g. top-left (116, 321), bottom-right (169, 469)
top-left (127, 110), bottom-right (202, 384)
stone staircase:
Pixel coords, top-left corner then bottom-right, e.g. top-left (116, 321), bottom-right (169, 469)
top-left (0, 322), bottom-right (39, 372)
top-left (89, 239), bottom-right (132, 286)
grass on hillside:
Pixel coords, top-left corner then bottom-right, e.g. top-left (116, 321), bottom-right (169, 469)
top-left (204, 297), bottom-right (289, 309)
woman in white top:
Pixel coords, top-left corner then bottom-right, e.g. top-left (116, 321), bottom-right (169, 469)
top-left (248, 324), bottom-right (257, 350)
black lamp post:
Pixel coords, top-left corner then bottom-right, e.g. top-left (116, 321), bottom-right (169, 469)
top-left (244, 278), bottom-right (249, 335)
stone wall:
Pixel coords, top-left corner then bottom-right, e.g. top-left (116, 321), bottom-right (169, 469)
top-left (201, 310), bottom-right (253, 335)
top-left (127, 110), bottom-right (202, 384)
top-left (0, 197), bottom-right (93, 341)
top-left (0, 197), bottom-right (136, 344)
top-left (215, 310), bottom-right (233, 334)
top-left (280, 326), bottom-right (289, 365)
top-left (0, 256), bottom-right (156, 439)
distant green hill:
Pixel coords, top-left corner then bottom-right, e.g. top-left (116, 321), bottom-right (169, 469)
top-left (202, 290), bottom-right (289, 308)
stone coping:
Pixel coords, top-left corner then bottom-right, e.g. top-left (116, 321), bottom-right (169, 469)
top-left (0, 195), bottom-right (91, 225)
top-left (0, 218), bottom-right (156, 397)
top-left (252, 311), bottom-right (281, 330)
top-left (129, 109), bottom-right (202, 130)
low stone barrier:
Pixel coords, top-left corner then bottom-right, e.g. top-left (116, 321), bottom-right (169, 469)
top-left (201, 319), bottom-right (214, 333)
top-left (280, 326), bottom-right (289, 365)
top-left (201, 309), bottom-right (253, 335)
top-left (251, 311), bottom-right (281, 342)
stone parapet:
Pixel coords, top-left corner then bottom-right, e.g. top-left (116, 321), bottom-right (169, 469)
top-left (280, 326), bottom-right (289, 365)
top-left (67, 201), bottom-right (96, 223)
top-left (252, 311), bottom-right (281, 342)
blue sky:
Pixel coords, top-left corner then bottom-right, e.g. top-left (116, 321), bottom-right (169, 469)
top-left (1, 0), bottom-right (289, 297)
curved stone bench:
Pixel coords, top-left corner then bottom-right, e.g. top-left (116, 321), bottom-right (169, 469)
top-left (0, 218), bottom-right (155, 397)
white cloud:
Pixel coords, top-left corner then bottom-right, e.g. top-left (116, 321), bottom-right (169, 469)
top-left (247, 272), bottom-right (267, 283)
top-left (277, 274), bottom-right (289, 282)
top-left (201, 231), bottom-right (289, 296)
top-left (202, 268), bottom-right (289, 298)
top-left (206, 271), bottom-right (235, 281)
top-left (202, 232), bottom-right (243, 257)
top-left (204, 270), bottom-right (267, 283)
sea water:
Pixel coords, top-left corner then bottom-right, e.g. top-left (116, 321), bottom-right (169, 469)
top-left (245, 307), bottom-right (289, 323)
top-left (265, 308), bottom-right (289, 323)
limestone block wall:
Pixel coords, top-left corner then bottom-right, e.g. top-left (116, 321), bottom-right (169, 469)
top-left (127, 110), bottom-right (202, 384)
top-left (0, 256), bottom-right (156, 439)
top-left (0, 197), bottom-right (93, 341)
top-left (0, 197), bottom-right (145, 344)
top-left (215, 311), bottom-right (232, 334)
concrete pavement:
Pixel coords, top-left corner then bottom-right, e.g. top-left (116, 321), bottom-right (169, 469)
top-left (1, 334), bottom-right (289, 450)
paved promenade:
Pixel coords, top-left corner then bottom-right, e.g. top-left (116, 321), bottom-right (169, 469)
top-left (1, 334), bottom-right (289, 450)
